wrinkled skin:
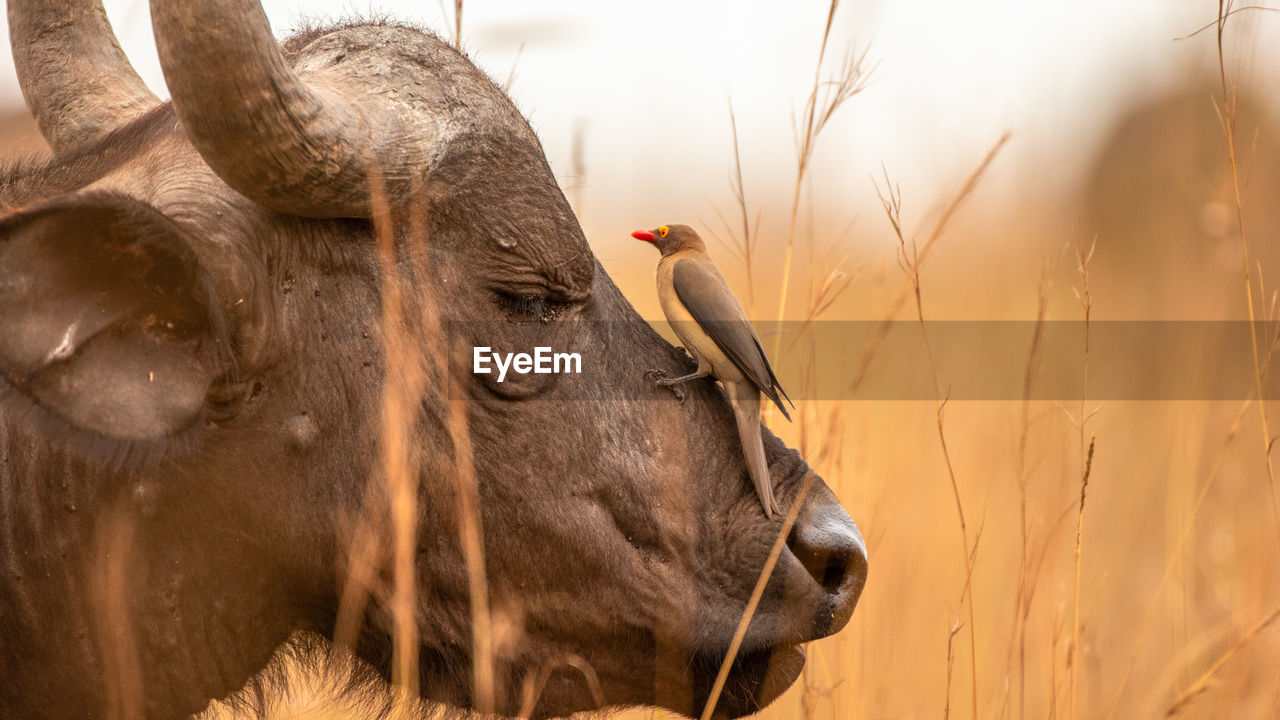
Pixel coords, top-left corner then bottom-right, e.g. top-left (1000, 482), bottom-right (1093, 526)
top-left (0, 18), bottom-right (866, 720)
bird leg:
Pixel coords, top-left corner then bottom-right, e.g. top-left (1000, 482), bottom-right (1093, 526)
top-left (644, 369), bottom-right (708, 404)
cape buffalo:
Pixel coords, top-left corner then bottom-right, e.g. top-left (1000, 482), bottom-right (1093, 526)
top-left (0, 1), bottom-right (867, 717)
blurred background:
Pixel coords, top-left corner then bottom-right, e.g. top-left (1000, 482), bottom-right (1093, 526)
top-left (4, 1), bottom-right (1280, 718)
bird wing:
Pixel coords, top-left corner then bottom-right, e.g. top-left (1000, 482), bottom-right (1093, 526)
top-left (671, 257), bottom-right (792, 419)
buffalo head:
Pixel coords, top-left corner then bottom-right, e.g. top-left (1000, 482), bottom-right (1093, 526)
top-left (0, 1), bottom-right (866, 718)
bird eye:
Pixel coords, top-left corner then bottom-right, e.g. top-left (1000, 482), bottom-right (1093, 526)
top-left (658, 225), bottom-right (669, 238)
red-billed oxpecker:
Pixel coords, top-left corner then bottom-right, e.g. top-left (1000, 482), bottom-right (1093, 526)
top-left (633, 223), bottom-right (794, 518)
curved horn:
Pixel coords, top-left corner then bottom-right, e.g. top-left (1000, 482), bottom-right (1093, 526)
top-left (8, 0), bottom-right (160, 151)
top-left (149, 0), bottom-right (376, 218)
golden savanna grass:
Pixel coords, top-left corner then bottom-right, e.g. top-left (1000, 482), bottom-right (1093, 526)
top-left (222, 1), bottom-right (1278, 718)
top-left (638, 3), bottom-right (1280, 718)
top-left (8, 1), bottom-right (1280, 719)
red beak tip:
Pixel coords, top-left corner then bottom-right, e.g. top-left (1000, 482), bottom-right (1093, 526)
top-left (631, 229), bottom-right (656, 242)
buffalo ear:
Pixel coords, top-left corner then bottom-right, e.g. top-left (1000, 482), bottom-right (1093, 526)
top-left (0, 195), bottom-right (229, 444)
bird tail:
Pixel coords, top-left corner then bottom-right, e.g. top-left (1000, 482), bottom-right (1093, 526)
top-left (765, 383), bottom-right (793, 422)
top-left (728, 382), bottom-right (778, 519)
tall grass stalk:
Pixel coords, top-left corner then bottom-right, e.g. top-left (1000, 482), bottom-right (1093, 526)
top-left (872, 134), bottom-right (1010, 718)
top-left (771, 0), bottom-right (873, 360)
top-left (849, 134), bottom-right (1009, 396)
top-left (1009, 254), bottom-right (1052, 720)
top-left (331, 501), bottom-right (385, 655)
top-left (370, 166), bottom-right (427, 714)
top-left (453, 0), bottom-right (464, 50)
top-left (726, 99), bottom-right (758, 309)
top-left (1068, 236), bottom-right (1097, 720)
top-left (94, 507), bottom-right (143, 720)
top-left (944, 620), bottom-right (963, 720)
top-left (446, 384), bottom-right (494, 712)
top-left (401, 178), bottom-right (498, 714)
top-left (1069, 437), bottom-right (1095, 720)
top-left (1213, 0), bottom-right (1280, 534)
top-left (874, 176), bottom-right (981, 718)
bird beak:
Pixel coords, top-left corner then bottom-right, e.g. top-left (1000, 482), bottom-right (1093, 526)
top-left (631, 229), bottom-right (657, 242)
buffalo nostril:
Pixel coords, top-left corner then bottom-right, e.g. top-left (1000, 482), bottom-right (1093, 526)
top-left (819, 549), bottom-right (852, 591)
top-left (787, 503), bottom-right (868, 596)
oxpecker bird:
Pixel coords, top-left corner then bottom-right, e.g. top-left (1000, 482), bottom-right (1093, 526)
top-left (633, 223), bottom-right (793, 518)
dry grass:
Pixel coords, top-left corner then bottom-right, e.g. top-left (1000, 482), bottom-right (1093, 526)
top-left (1009, 251), bottom-right (1054, 720)
top-left (769, 0), bottom-right (875, 359)
top-left (94, 506), bottom-right (144, 720)
top-left (943, 620), bottom-right (963, 720)
top-left (1213, 0), bottom-right (1280, 545)
top-left (1068, 236), bottom-right (1097, 720)
top-left (438, 0), bottom-right (464, 50)
top-left (370, 165), bottom-right (424, 715)
top-left (872, 134), bottom-right (1010, 720)
top-left (704, 99), bottom-right (761, 311)
top-left (59, 2), bottom-right (1280, 719)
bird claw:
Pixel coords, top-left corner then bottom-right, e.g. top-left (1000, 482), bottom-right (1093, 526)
top-left (644, 369), bottom-right (686, 404)
top-left (661, 383), bottom-right (687, 404)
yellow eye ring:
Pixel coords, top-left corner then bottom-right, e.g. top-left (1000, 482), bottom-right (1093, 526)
top-left (658, 225), bottom-right (669, 238)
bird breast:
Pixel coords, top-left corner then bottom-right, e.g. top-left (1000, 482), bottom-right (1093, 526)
top-left (656, 254), bottom-right (742, 382)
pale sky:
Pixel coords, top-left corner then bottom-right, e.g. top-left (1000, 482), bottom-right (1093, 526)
top-left (0, 1), bottom-right (1270, 249)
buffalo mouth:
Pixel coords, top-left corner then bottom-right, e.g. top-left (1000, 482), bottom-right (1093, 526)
top-left (673, 470), bottom-right (866, 719)
top-left (685, 642), bottom-right (808, 719)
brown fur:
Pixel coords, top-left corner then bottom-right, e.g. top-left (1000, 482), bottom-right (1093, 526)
top-left (0, 12), bottom-right (865, 720)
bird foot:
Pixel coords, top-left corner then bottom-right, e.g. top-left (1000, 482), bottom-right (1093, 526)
top-left (644, 369), bottom-right (686, 404)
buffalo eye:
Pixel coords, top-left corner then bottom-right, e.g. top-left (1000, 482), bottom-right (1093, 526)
top-left (497, 291), bottom-right (573, 324)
